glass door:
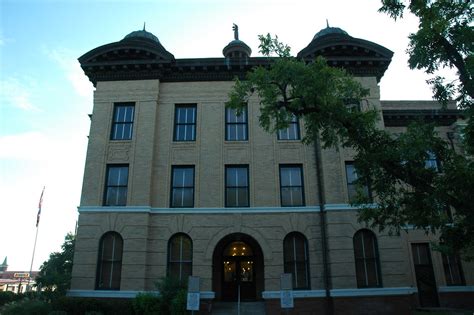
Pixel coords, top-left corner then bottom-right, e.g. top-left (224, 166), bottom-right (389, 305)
top-left (221, 241), bottom-right (256, 301)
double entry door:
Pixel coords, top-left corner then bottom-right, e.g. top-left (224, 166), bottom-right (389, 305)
top-left (222, 257), bottom-right (256, 301)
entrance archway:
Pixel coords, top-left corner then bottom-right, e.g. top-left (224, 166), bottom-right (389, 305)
top-left (212, 233), bottom-right (264, 301)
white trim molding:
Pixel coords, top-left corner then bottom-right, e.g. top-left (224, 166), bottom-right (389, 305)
top-left (262, 290), bottom-right (326, 299)
top-left (262, 287), bottom-right (416, 299)
top-left (330, 287), bottom-right (417, 297)
top-left (67, 290), bottom-right (215, 299)
top-left (438, 286), bottom-right (474, 293)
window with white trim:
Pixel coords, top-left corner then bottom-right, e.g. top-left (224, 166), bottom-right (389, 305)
top-left (225, 106), bottom-right (248, 141)
top-left (353, 229), bottom-right (382, 288)
top-left (168, 233), bottom-right (192, 282)
top-left (104, 165), bottom-right (128, 206)
top-left (279, 165), bottom-right (305, 206)
top-left (111, 103), bottom-right (134, 140)
top-left (174, 105), bottom-right (197, 141)
top-left (278, 115), bottom-right (300, 140)
top-left (283, 232), bottom-right (310, 289)
top-left (171, 166), bottom-right (194, 207)
top-left (225, 165), bottom-right (249, 207)
top-left (96, 232), bottom-right (123, 290)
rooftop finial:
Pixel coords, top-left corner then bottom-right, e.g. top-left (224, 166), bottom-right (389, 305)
top-left (233, 23), bottom-right (239, 40)
top-left (326, 19), bottom-right (330, 28)
top-left (143, 22), bottom-right (146, 31)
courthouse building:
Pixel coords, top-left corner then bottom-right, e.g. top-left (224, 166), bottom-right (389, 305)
top-left (68, 25), bottom-right (473, 314)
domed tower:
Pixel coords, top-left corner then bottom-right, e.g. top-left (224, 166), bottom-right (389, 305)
top-left (297, 22), bottom-right (393, 82)
top-left (223, 24), bottom-right (252, 62)
top-left (78, 25), bottom-right (174, 85)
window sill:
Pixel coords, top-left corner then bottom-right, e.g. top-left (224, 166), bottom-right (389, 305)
top-left (224, 141), bottom-right (249, 144)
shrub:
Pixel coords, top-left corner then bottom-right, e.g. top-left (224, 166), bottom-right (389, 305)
top-left (51, 296), bottom-right (133, 315)
top-left (170, 289), bottom-right (187, 315)
top-left (155, 276), bottom-right (187, 315)
top-left (0, 298), bottom-right (52, 315)
top-left (132, 292), bottom-right (160, 315)
top-left (0, 291), bottom-right (21, 306)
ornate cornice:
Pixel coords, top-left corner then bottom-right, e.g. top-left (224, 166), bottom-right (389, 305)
top-left (383, 109), bottom-right (464, 126)
top-left (79, 33), bottom-right (394, 86)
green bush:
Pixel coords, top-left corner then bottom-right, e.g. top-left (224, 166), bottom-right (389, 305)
top-left (0, 291), bottom-right (21, 306)
top-left (0, 298), bottom-right (52, 315)
top-left (155, 276), bottom-right (187, 315)
top-left (170, 289), bottom-right (187, 315)
top-left (51, 296), bottom-right (133, 315)
top-left (132, 292), bottom-right (160, 315)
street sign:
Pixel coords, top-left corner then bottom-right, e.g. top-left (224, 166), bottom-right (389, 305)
top-left (280, 273), bottom-right (294, 309)
top-left (187, 276), bottom-right (200, 311)
top-left (187, 292), bottom-right (200, 311)
top-left (281, 290), bottom-right (294, 309)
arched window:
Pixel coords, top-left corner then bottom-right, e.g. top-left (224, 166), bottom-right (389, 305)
top-left (168, 233), bottom-right (192, 282)
top-left (283, 232), bottom-right (310, 289)
top-left (96, 232), bottom-right (123, 290)
top-left (353, 229), bottom-right (382, 288)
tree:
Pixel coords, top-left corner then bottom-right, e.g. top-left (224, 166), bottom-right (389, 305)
top-left (227, 33), bottom-right (474, 258)
top-left (379, 0), bottom-right (473, 153)
top-left (35, 233), bottom-right (75, 295)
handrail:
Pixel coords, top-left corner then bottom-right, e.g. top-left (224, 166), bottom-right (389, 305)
top-left (238, 284), bottom-right (241, 315)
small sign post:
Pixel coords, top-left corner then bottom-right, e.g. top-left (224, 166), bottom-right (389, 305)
top-left (280, 273), bottom-right (294, 312)
top-left (187, 276), bottom-right (200, 314)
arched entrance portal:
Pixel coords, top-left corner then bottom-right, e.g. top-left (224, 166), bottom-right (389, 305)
top-left (212, 233), bottom-right (264, 301)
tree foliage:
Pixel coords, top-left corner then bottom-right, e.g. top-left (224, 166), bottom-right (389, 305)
top-left (227, 32), bottom-right (474, 258)
top-left (35, 233), bottom-right (75, 295)
top-left (379, 0), bottom-right (473, 152)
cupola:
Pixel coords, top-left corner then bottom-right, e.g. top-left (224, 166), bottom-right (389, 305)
top-left (223, 24), bottom-right (252, 59)
top-left (297, 22), bottom-right (394, 82)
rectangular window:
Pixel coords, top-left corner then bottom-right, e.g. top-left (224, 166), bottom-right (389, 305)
top-left (345, 162), bottom-right (371, 202)
top-left (174, 105), bottom-right (197, 141)
top-left (104, 165), bottom-right (129, 206)
top-left (225, 166), bottom-right (249, 207)
top-left (442, 254), bottom-right (465, 286)
top-left (280, 165), bottom-right (305, 207)
top-left (278, 115), bottom-right (300, 140)
top-left (226, 106), bottom-right (248, 141)
top-left (171, 166), bottom-right (195, 207)
top-left (111, 103), bottom-right (134, 140)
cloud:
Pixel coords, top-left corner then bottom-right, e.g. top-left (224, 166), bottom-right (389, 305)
top-left (0, 78), bottom-right (39, 111)
top-left (0, 132), bottom-right (53, 161)
top-left (44, 48), bottom-right (93, 99)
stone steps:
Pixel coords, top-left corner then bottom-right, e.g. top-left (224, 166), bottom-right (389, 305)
top-left (212, 301), bottom-right (266, 315)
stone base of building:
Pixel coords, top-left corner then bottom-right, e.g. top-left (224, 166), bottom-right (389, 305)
top-left (264, 295), bottom-right (417, 315)
top-left (439, 292), bottom-right (474, 309)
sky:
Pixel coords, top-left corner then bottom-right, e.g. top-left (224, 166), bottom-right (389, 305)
top-left (0, 0), bottom-right (453, 271)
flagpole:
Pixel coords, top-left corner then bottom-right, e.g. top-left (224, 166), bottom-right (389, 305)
top-left (27, 186), bottom-right (45, 292)
top-left (27, 224), bottom-right (40, 291)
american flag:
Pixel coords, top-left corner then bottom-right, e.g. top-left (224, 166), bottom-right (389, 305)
top-left (36, 187), bottom-right (45, 227)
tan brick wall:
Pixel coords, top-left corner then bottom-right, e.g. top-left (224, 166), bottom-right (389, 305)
top-left (72, 77), bottom-right (472, 297)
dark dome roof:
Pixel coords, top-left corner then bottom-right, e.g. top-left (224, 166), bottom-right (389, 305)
top-left (313, 26), bottom-right (349, 40)
top-left (223, 39), bottom-right (252, 58)
top-left (123, 29), bottom-right (160, 44)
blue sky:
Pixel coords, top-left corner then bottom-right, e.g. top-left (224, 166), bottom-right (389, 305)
top-left (0, 0), bottom-right (451, 271)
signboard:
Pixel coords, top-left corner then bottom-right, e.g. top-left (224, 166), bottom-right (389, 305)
top-left (188, 276), bottom-right (200, 293)
top-left (14, 273), bottom-right (30, 278)
top-left (280, 290), bottom-right (294, 309)
top-left (187, 276), bottom-right (200, 311)
top-left (187, 292), bottom-right (200, 311)
top-left (280, 273), bottom-right (294, 309)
